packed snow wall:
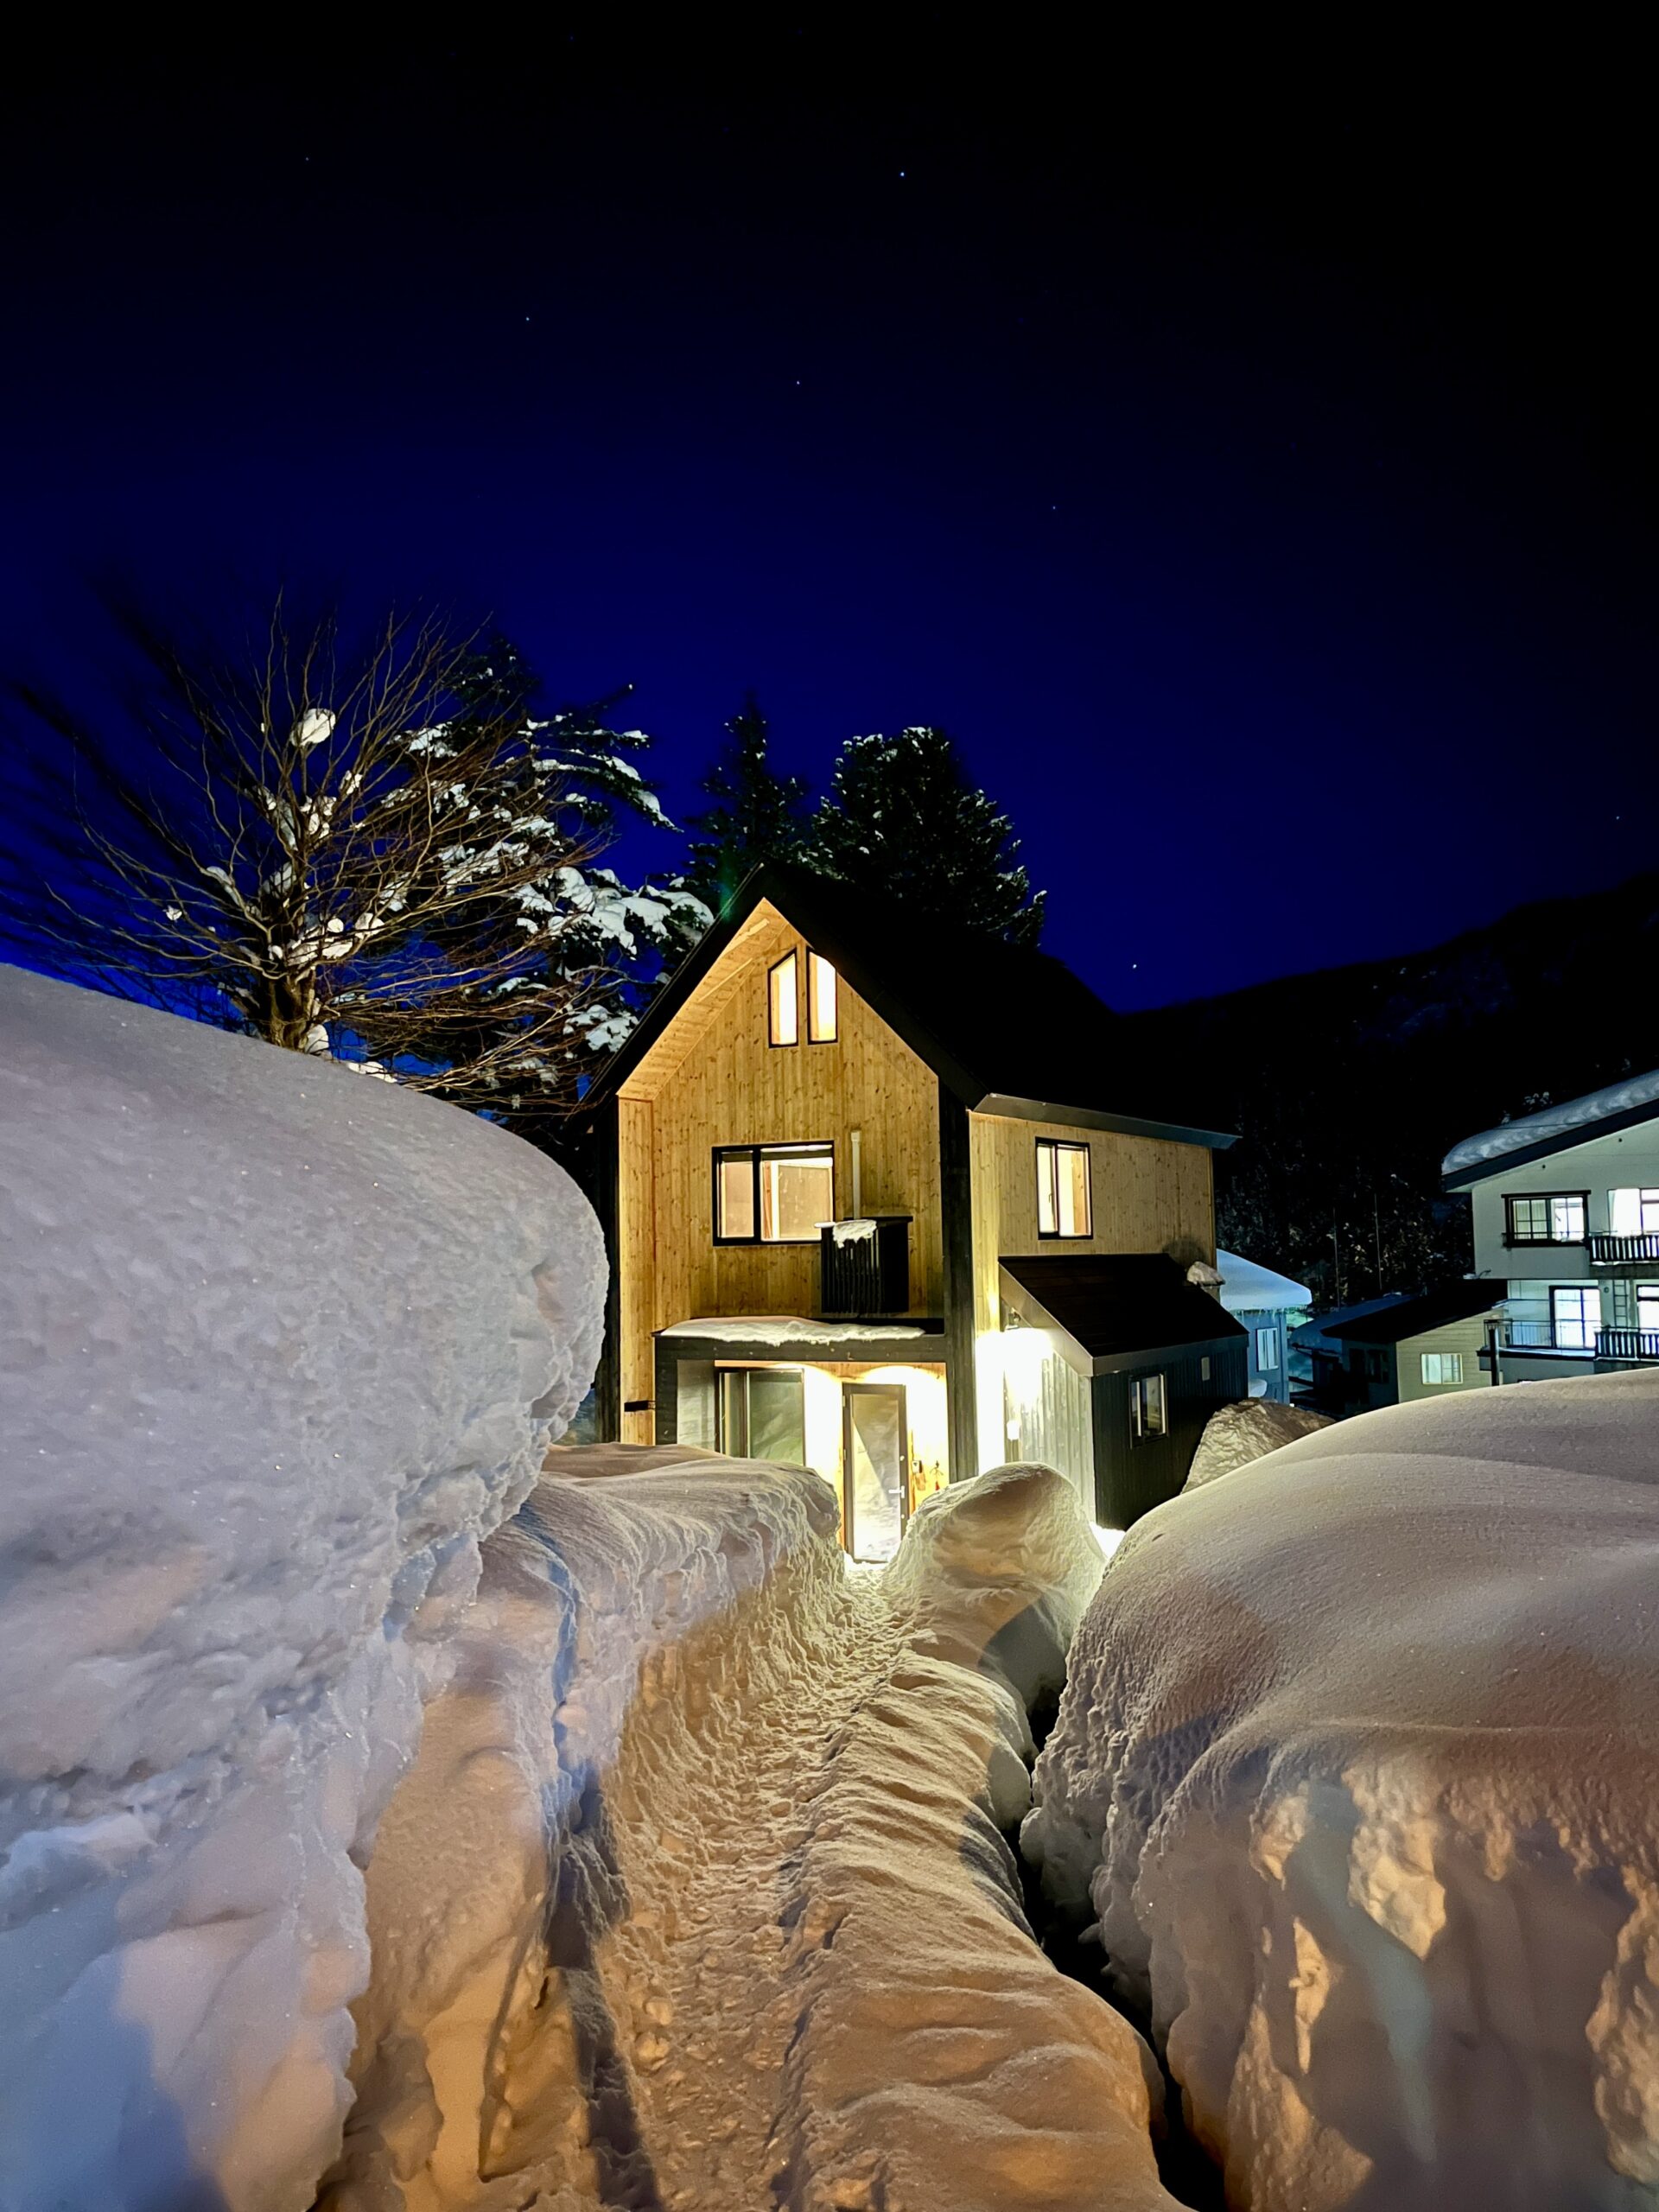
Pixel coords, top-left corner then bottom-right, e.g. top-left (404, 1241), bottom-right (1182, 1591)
top-left (0, 969), bottom-right (603, 2212)
top-left (1025, 1371), bottom-right (1659, 2211)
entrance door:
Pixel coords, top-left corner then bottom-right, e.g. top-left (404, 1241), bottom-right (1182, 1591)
top-left (842, 1382), bottom-right (907, 1563)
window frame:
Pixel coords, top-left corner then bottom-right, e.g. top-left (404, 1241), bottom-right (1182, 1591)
top-left (1549, 1282), bottom-right (1601, 1350)
top-left (716, 1364), bottom-right (808, 1464)
top-left (712, 1141), bottom-right (835, 1246)
top-left (1421, 1351), bottom-right (1465, 1386)
top-left (805, 950), bottom-right (838, 1043)
top-left (1503, 1191), bottom-right (1589, 1247)
top-left (1129, 1371), bottom-right (1167, 1442)
top-left (1036, 1137), bottom-right (1093, 1240)
top-left (768, 950), bottom-right (800, 1047)
top-left (1255, 1325), bottom-right (1280, 1371)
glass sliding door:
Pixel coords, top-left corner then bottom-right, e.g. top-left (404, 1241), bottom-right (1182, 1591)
top-left (717, 1366), bottom-right (807, 1464)
top-left (842, 1382), bottom-right (907, 1563)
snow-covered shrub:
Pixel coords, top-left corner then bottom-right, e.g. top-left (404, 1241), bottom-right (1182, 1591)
top-left (1184, 1395), bottom-right (1331, 1489)
top-left (0, 969), bottom-right (602, 2212)
top-left (1024, 1373), bottom-right (1659, 2209)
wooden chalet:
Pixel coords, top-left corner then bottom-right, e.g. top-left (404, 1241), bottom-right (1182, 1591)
top-left (582, 866), bottom-right (1245, 1560)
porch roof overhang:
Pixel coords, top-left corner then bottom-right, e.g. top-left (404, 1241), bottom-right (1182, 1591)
top-left (999, 1253), bottom-right (1247, 1379)
top-left (656, 1315), bottom-right (946, 1366)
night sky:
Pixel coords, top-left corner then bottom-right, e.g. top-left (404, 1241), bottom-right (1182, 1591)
top-left (3, 25), bottom-right (1651, 1009)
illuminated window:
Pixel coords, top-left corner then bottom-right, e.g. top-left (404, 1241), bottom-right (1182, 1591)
top-left (1550, 1284), bottom-right (1600, 1349)
top-left (717, 1367), bottom-right (806, 1463)
top-left (713, 1142), bottom-right (834, 1243)
top-left (1036, 1138), bottom-right (1091, 1238)
top-left (1610, 1189), bottom-right (1659, 1235)
top-left (1255, 1327), bottom-right (1280, 1371)
top-left (1505, 1193), bottom-right (1586, 1245)
top-left (768, 951), bottom-right (799, 1046)
top-left (807, 950), bottom-right (838, 1042)
top-left (1421, 1351), bottom-right (1464, 1385)
top-left (1130, 1372), bottom-right (1166, 1440)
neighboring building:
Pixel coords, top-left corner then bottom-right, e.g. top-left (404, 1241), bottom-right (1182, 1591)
top-left (1296, 1281), bottom-right (1505, 1413)
top-left (582, 866), bottom-right (1246, 1559)
top-left (1442, 1070), bottom-right (1659, 1382)
top-left (1214, 1248), bottom-right (1311, 1401)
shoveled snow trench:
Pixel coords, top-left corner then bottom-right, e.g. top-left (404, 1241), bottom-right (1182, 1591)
top-left (327, 1450), bottom-right (1179, 2212)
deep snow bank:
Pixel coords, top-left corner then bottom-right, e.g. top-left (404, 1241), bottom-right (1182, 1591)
top-left (1183, 1396), bottom-right (1330, 1489)
top-left (780, 1464), bottom-right (1179, 2212)
top-left (0, 969), bottom-right (602, 2212)
top-left (1025, 1371), bottom-right (1659, 2210)
top-left (326, 1449), bottom-right (849, 2209)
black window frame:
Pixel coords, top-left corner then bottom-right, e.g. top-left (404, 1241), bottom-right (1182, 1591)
top-left (805, 949), bottom-right (838, 1043)
top-left (1504, 1191), bottom-right (1590, 1247)
top-left (767, 950), bottom-right (800, 1047)
top-left (712, 1141), bottom-right (836, 1245)
top-left (1036, 1136), bottom-right (1093, 1240)
top-left (1129, 1370), bottom-right (1166, 1442)
top-left (716, 1364), bottom-right (808, 1463)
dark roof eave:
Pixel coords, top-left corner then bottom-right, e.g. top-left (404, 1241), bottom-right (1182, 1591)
top-left (974, 1091), bottom-right (1238, 1150)
top-left (1442, 1093), bottom-right (1659, 1190)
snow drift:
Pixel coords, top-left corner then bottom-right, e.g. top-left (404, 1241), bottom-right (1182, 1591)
top-left (0, 969), bottom-right (603, 2212)
top-left (1184, 1396), bottom-right (1331, 1489)
top-left (1025, 1370), bottom-right (1659, 2210)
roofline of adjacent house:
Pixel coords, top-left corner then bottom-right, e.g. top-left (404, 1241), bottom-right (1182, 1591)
top-left (580, 864), bottom-right (1236, 1147)
top-left (1441, 1093), bottom-right (1659, 1190)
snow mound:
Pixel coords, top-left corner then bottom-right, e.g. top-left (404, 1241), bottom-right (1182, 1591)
top-left (1184, 1396), bottom-right (1332, 1488)
top-left (0, 969), bottom-right (602, 2212)
top-left (1025, 1371), bottom-right (1659, 2209)
top-left (779, 1462), bottom-right (1177, 2212)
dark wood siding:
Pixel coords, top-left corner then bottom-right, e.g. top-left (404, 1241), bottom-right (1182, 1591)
top-left (1092, 1338), bottom-right (1248, 1526)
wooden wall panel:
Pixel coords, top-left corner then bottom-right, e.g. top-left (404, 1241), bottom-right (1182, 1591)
top-left (615, 902), bottom-right (944, 1438)
top-left (617, 1095), bottom-right (656, 1444)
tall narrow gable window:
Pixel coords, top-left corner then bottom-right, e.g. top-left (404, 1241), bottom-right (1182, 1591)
top-left (714, 1142), bottom-right (834, 1243)
top-left (1036, 1138), bottom-right (1092, 1238)
top-left (807, 950), bottom-right (837, 1042)
top-left (768, 951), bottom-right (799, 1046)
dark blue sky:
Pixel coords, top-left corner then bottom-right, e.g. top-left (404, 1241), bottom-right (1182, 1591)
top-left (3, 25), bottom-right (1651, 1007)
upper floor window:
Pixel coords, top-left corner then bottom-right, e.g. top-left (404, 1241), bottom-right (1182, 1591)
top-left (768, 952), bottom-right (799, 1046)
top-left (1037, 1138), bottom-right (1092, 1238)
top-left (714, 1141), bottom-right (834, 1243)
top-left (1505, 1192), bottom-right (1586, 1246)
top-left (807, 950), bottom-right (837, 1041)
top-left (1610, 1188), bottom-right (1659, 1236)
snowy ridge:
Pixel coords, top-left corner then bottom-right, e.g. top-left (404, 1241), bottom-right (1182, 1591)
top-left (1183, 1397), bottom-right (1330, 1488)
top-left (1025, 1372), bottom-right (1659, 2209)
top-left (1442, 1065), bottom-right (1659, 1173)
top-left (1214, 1247), bottom-right (1313, 1312)
top-left (0, 969), bottom-right (603, 2212)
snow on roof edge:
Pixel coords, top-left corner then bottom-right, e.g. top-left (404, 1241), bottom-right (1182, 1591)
top-left (1214, 1248), bottom-right (1313, 1311)
top-left (1442, 1067), bottom-right (1659, 1177)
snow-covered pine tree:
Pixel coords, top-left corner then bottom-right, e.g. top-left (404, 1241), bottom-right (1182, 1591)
top-left (1, 601), bottom-right (706, 1118)
top-left (683, 696), bottom-right (810, 919)
top-left (803, 725), bottom-right (1046, 946)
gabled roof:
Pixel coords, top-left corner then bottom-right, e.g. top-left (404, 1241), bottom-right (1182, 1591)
top-left (1319, 1280), bottom-right (1503, 1344)
top-left (1442, 1068), bottom-right (1659, 1188)
top-left (1215, 1248), bottom-right (1313, 1313)
top-left (585, 865), bottom-right (1236, 1147)
top-left (1000, 1253), bottom-right (1246, 1376)
top-left (1291, 1294), bottom-right (1407, 1350)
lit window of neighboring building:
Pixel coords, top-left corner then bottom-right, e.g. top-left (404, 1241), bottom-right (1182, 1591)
top-left (1421, 1351), bottom-right (1464, 1385)
top-left (1255, 1326), bottom-right (1280, 1370)
top-left (713, 1142), bottom-right (834, 1243)
top-left (1036, 1138), bottom-right (1091, 1237)
top-left (1550, 1284), bottom-right (1601, 1349)
top-left (1505, 1193), bottom-right (1586, 1244)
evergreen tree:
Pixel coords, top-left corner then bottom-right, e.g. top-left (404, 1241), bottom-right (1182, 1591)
top-left (803, 726), bottom-right (1046, 946)
top-left (683, 696), bottom-right (810, 918)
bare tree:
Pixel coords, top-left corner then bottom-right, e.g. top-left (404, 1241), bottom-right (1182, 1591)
top-left (1, 599), bottom-right (702, 1111)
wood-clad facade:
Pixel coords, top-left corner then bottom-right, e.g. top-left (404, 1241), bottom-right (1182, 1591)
top-left (584, 867), bottom-right (1244, 1544)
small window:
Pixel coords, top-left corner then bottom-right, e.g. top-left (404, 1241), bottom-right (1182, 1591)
top-left (1505, 1193), bottom-right (1586, 1245)
top-left (768, 951), bottom-right (799, 1046)
top-left (713, 1142), bottom-right (834, 1243)
top-left (1036, 1138), bottom-right (1091, 1238)
top-left (1421, 1351), bottom-right (1465, 1385)
top-left (1130, 1372), bottom-right (1166, 1440)
top-left (1255, 1327), bottom-right (1280, 1371)
top-left (807, 950), bottom-right (838, 1042)
top-left (717, 1367), bottom-right (806, 1464)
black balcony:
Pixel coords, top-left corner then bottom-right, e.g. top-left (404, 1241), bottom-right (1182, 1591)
top-left (1596, 1329), bottom-right (1659, 1363)
top-left (819, 1215), bottom-right (911, 1317)
top-left (1590, 1232), bottom-right (1659, 1266)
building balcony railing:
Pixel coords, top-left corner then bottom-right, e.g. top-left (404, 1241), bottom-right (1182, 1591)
top-left (1503, 1321), bottom-right (1596, 1353)
top-left (1589, 1231), bottom-right (1659, 1266)
top-left (819, 1215), bottom-right (912, 1317)
top-left (1595, 1329), bottom-right (1659, 1363)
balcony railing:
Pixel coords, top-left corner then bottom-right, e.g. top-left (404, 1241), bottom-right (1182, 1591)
top-left (1503, 1321), bottom-right (1596, 1353)
top-left (1590, 1231), bottom-right (1659, 1265)
top-left (1596, 1329), bottom-right (1659, 1363)
top-left (819, 1215), bottom-right (912, 1317)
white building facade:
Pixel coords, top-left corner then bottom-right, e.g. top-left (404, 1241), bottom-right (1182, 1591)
top-left (1443, 1073), bottom-right (1659, 1382)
